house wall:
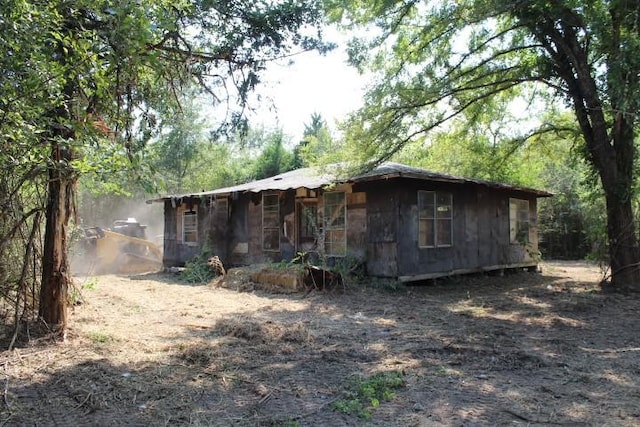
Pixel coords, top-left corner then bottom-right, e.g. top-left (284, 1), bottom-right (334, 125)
top-left (395, 181), bottom-right (479, 277)
top-left (217, 186), bottom-right (368, 267)
top-left (391, 181), bottom-right (539, 279)
top-left (222, 191), bottom-right (295, 267)
top-left (207, 196), bottom-right (230, 262)
top-left (217, 193), bottom-right (259, 267)
top-left (161, 180), bottom-right (541, 278)
top-left (356, 179), bottom-right (540, 279)
top-left (358, 181), bottom-right (398, 277)
top-left (162, 198), bottom-right (202, 267)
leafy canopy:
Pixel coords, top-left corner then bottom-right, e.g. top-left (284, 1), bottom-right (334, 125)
top-left (328, 0), bottom-right (640, 169)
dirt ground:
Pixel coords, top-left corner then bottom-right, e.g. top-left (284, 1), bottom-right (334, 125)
top-left (1, 261), bottom-right (640, 426)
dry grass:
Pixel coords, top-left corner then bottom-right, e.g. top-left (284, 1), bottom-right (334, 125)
top-left (1, 261), bottom-right (639, 426)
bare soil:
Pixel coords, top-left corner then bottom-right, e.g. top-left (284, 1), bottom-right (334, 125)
top-left (1, 261), bottom-right (640, 426)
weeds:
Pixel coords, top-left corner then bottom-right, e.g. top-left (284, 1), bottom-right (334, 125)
top-left (182, 254), bottom-right (217, 284)
top-left (70, 277), bottom-right (98, 305)
top-left (332, 371), bottom-right (405, 420)
top-left (87, 331), bottom-right (113, 344)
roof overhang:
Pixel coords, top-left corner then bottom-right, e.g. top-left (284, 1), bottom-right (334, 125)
top-left (147, 162), bottom-right (552, 204)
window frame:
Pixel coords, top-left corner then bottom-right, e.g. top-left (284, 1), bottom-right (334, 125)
top-left (418, 190), bottom-right (453, 248)
top-left (509, 198), bottom-right (530, 244)
top-left (298, 202), bottom-right (318, 243)
top-left (323, 191), bottom-right (347, 256)
top-left (262, 192), bottom-right (280, 252)
top-left (182, 209), bottom-right (198, 245)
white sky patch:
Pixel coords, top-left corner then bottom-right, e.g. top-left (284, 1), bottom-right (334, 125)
top-left (247, 29), bottom-right (367, 142)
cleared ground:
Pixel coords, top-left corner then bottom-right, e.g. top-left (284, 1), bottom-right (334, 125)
top-left (1, 261), bottom-right (639, 426)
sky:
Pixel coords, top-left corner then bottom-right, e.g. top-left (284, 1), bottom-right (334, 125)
top-left (248, 33), bottom-right (368, 142)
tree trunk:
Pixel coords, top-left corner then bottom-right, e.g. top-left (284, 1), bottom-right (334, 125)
top-left (516, 0), bottom-right (640, 291)
top-left (603, 190), bottom-right (640, 290)
top-left (600, 116), bottom-right (640, 290)
top-left (39, 141), bottom-right (74, 334)
top-left (39, 17), bottom-right (77, 334)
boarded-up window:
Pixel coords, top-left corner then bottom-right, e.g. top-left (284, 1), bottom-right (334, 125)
top-left (182, 210), bottom-right (198, 244)
top-left (263, 193), bottom-right (280, 251)
top-left (324, 191), bottom-right (346, 256)
top-left (510, 198), bottom-right (530, 244)
top-left (418, 191), bottom-right (453, 248)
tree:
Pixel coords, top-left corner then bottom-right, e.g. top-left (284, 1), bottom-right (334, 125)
top-left (292, 112), bottom-right (336, 167)
top-left (148, 93), bottom-right (208, 194)
top-left (2, 0), bottom-right (326, 334)
top-left (330, 0), bottom-right (640, 291)
top-left (392, 109), bottom-right (598, 260)
top-left (252, 128), bottom-right (295, 179)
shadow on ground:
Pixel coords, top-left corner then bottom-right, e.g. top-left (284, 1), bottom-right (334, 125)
top-left (2, 263), bottom-right (639, 426)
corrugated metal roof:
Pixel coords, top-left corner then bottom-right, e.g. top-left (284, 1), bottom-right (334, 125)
top-left (148, 162), bottom-right (552, 202)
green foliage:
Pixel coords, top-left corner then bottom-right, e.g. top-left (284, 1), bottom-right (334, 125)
top-left (147, 92), bottom-right (208, 194)
top-left (292, 113), bottom-right (338, 168)
top-left (252, 129), bottom-right (296, 179)
top-left (329, 253), bottom-right (366, 287)
top-left (0, 0), bottom-right (328, 325)
top-left (70, 278), bottom-right (98, 306)
top-left (332, 371), bottom-right (405, 420)
top-left (87, 331), bottom-right (113, 345)
top-left (182, 255), bottom-right (218, 284)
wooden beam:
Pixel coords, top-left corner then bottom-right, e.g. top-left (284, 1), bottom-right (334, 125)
top-left (398, 262), bottom-right (539, 282)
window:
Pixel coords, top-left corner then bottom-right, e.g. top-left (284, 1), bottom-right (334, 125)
top-left (323, 191), bottom-right (346, 256)
top-left (298, 203), bottom-right (318, 243)
top-left (182, 210), bottom-right (198, 244)
top-left (510, 198), bottom-right (530, 244)
top-left (262, 193), bottom-right (280, 251)
top-left (418, 191), bottom-right (453, 247)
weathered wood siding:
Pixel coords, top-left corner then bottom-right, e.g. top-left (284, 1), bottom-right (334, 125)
top-left (394, 180), bottom-right (472, 277)
top-left (161, 179), bottom-right (540, 278)
top-left (162, 198), bottom-right (202, 267)
top-left (477, 190), bottom-right (539, 267)
top-left (224, 191), bottom-right (294, 266)
top-left (225, 194), bottom-right (251, 266)
top-left (397, 183), bottom-right (539, 278)
top-left (358, 179), bottom-right (540, 279)
top-left (279, 191), bottom-right (296, 262)
top-left (360, 181), bottom-right (398, 277)
top-left (207, 197), bottom-right (230, 262)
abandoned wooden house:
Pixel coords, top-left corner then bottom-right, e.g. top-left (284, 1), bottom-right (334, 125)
top-left (149, 162), bottom-right (552, 282)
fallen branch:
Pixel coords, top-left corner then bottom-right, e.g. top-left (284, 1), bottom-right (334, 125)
top-left (72, 391), bottom-right (93, 411)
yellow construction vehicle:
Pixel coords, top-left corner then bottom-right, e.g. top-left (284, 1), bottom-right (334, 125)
top-left (74, 218), bottom-right (163, 275)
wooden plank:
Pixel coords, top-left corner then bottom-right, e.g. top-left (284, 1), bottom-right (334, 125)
top-left (367, 242), bottom-right (397, 277)
top-left (398, 261), bottom-right (539, 282)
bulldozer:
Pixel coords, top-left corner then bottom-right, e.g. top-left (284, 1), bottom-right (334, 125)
top-left (74, 218), bottom-right (163, 275)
